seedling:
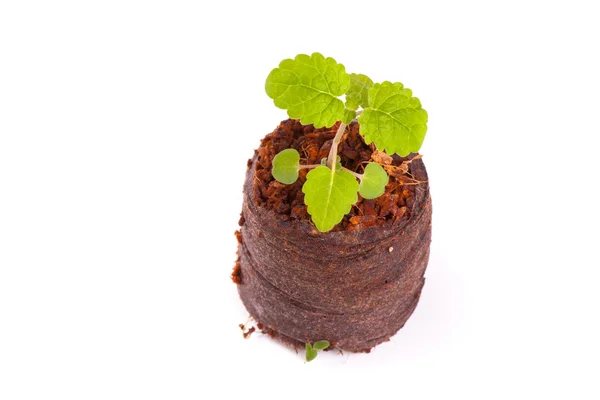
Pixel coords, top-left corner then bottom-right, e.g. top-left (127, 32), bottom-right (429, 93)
top-left (305, 340), bottom-right (330, 362)
top-left (266, 52), bottom-right (428, 232)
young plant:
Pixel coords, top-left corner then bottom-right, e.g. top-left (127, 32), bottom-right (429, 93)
top-left (266, 52), bottom-right (428, 232)
top-left (305, 340), bottom-right (330, 362)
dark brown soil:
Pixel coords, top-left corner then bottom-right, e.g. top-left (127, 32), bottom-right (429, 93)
top-left (234, 119), bottom-right (433, 353)
top-left (250, 119), bottom-right (422, 232)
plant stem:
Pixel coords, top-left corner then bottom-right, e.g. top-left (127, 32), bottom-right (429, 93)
top-left (327, 122), bottom-right (347, 172)
top-left (341, 167), bottom-right (363, 180)
top-left (298, 164), bottom-right (322, 170)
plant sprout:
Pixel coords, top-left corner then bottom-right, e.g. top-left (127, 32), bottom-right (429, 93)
top-left (266, 52), bottom-right (428, 232)
top-left (305, 340), bottom-right (330, 362)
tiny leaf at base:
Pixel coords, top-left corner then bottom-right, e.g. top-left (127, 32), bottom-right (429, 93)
top-left (306, 343), bottom-right (318, 362)
top-left (313, 340), bottom-right (330, 351)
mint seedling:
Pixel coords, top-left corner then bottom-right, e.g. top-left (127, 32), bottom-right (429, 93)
top-left (305, 340), bottom-right (330, 362)
top-left (266, 53), bottom-right (428, 232)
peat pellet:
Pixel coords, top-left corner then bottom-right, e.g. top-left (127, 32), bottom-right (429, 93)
top-left (235, 120), bottom-right (432, 352)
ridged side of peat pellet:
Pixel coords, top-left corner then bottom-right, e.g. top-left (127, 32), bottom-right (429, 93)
top-left (236, 153), bottom-right (432, 352)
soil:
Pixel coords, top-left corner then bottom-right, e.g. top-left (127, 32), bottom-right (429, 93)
top-left (250, 118), bottom-right (422, 231)
top-left (234, 119), bottom-right (433, 353)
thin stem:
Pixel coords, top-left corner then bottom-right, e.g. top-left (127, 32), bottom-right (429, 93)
top-left (298, 164), bottom-right (322, 170)
top-left (326, 122), bottom-right (347, 172)
top-left (351, 109), bottom-right (364, 121)
top-left (341, 167), bottom-right (363, 180)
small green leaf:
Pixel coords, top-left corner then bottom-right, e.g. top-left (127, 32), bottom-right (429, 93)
top-left (359, 163), bottom-right (389, 199)
top-left (358, 81), bottom-right (428, 156)
top-left (306, 343), bottom-right (318, 362)
top-left (302, 166), bottom-right (359, 232)
top-left (272, 149), bottom-right (300, 184)
top-left (345, 73), bottom-right (373, 111)
top-left (313, 340), bottom-right (330, 351)
top-left (265, 53), bottom-right (351, 128)
top-left (341, 108), bottom-right (356, 124)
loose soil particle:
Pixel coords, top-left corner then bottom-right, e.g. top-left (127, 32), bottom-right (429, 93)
top-left (234, 119), bottom-right (432, 353)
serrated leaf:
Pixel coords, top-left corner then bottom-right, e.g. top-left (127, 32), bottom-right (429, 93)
top-left (265, 53), bottom-right (351, 128)
top-left (272, 148), bottom-right (300, 184)
top-left (313, 340), bottom-right (330, 351)
top-left (345, 73), bottom-right (373, 111)
top-left (302, 166), bottom-right (359, 232)
top-left (359, 162), bottom-right (389, 199)
top-left (306, 343), bottom-right (317, 362)
top-left (358, 81), bottom-right (428, 156)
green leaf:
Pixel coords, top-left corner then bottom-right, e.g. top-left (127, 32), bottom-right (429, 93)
top-left (272, 149), bottom-right (300, 184)
top-left (306, 343), bottom-right (318, 362)
top-left (302, 166), bottom-right (359, 232)
top-left (359, 162), bottom-right (389, 199)
top-left (265, 53), bottom-right (351, 128)
top-left (341, 108), bottom-right (356, 124)
top-left (345, 73), bottom-right (373, 111)
top-left (313, 340), bottom-right (330, 351)
top-left (358, 81), bottom-right (428, 156)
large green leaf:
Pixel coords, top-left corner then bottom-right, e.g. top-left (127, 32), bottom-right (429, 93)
top-left (358, 81), bottom-right (428, 156)
top-left (265, 53), bottom-right (350, 128)
top-left (302, 166), bottom-right (358, 232)
top-left (272, 148), bottom-right (300, 184)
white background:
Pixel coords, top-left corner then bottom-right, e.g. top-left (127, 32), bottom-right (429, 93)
top-left (1, 1), bottom-right (599, 398)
